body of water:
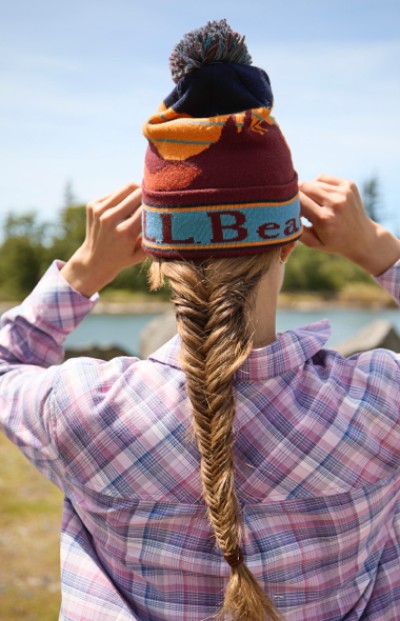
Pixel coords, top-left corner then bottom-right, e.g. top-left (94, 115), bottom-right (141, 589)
top-left (65, 307), bottom-right (400, 357)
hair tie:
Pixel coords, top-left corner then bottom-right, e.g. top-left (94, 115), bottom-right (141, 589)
top-left (223, 546), bottom-right (244, 568)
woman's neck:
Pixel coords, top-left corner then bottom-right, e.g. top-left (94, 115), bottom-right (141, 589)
top-left (251, 265), bottom-right (281, 348)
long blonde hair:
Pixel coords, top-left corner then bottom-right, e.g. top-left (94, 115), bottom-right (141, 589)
top-left (149, 252), bottom-right (282, 621)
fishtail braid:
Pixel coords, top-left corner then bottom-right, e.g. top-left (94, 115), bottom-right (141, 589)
top-left (149, 253), bottom-right (282, 621)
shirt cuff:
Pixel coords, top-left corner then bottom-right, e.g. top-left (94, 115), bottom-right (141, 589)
top-left (373, 259), bottom-right (400, 304)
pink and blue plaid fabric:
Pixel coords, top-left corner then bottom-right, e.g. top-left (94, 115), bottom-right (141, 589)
top-left (0, 260), bottom-right (400, 621)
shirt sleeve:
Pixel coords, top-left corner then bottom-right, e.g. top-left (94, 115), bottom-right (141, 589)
top-left (0, 261), bottom-right (98, 487)
top-left (373, 259), bottom-right (400, 304)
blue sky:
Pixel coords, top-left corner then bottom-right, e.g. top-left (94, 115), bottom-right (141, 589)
top-left (1, 0), bottom-right (400, 233)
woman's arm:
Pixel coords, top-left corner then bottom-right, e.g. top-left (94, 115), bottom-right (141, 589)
top-left (0, 182), bottom-right (146, 479)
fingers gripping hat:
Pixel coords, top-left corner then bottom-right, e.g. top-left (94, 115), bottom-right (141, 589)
top-left (142, 19), bottom-right (302, 259)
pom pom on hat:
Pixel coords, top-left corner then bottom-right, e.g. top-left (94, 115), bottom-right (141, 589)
top-left (141, 20), bottom-right (301, 260)
top-left (169, 19), bottom-right (252, 83)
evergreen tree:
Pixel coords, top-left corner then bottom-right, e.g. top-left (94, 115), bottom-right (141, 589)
top-left (362, 176), bottom-right (383, 223)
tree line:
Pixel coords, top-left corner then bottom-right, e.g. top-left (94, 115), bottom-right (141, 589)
top-left (0, 178), bottom-right (390, 301)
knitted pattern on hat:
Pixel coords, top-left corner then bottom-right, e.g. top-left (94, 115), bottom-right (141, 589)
top-left (142, 20), bottom-right (301, 259)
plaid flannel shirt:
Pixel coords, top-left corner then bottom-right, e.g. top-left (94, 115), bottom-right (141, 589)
top-left (0, 260), bottom-right (399, 621)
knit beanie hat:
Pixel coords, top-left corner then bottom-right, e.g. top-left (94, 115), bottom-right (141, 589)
top-left (142, 19), bottom-right (302, 259)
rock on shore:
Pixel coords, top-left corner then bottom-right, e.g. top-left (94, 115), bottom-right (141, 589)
top-left (335, 319), bottom-right (400, 357)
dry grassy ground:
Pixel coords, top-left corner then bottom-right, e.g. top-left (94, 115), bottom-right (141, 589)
top-left (0, 434), bottom-right (63, 620)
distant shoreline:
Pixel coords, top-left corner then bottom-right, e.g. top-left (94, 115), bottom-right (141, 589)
top-left (0, 293), bottom-right (396, 315)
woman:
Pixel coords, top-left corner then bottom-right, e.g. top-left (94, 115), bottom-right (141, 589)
top-left (1, 20), bottom-right (400, 621)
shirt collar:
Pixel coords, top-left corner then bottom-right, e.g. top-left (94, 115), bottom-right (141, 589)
top-left (148, 320), bottom-right (331, 380)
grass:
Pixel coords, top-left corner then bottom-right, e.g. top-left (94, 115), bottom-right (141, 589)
top-left (0, 434), bottom-right (63, 620)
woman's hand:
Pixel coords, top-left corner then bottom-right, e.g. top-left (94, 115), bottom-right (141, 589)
top-left (61, 183), bottom-right (146, 297)
top-left (300, 174), bottom-right (400, 276)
